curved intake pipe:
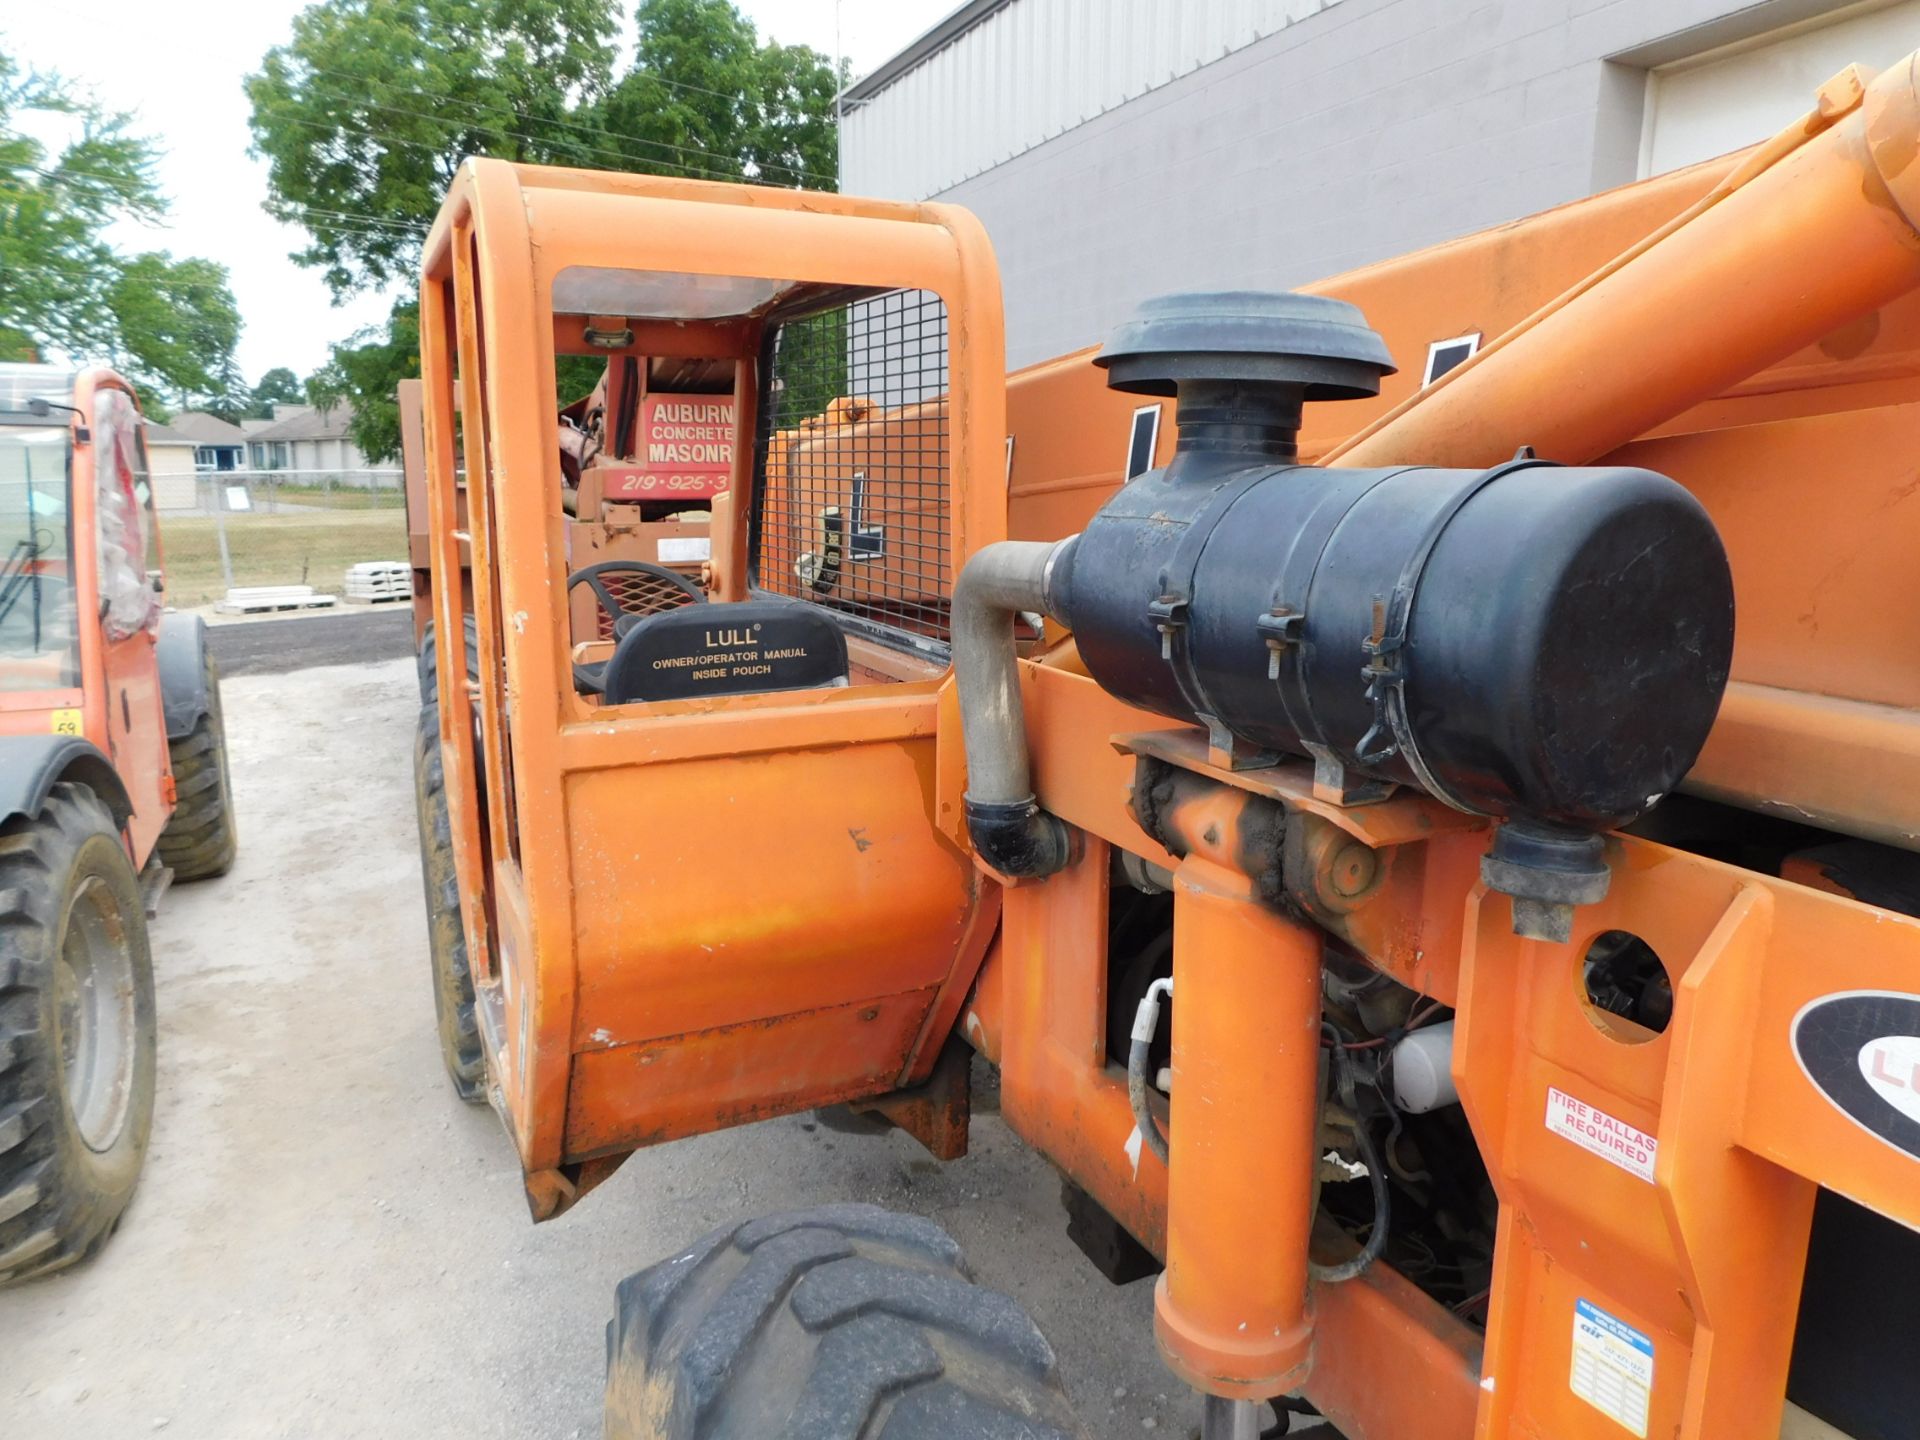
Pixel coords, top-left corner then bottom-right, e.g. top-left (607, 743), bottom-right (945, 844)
top-left (953, 538), bottom-right (1075, 877)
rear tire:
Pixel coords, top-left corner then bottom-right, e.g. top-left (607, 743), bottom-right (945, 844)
top-left (0, 783), bottom-right (156, 1288)
top-left (157, 647), bottom-right (237, 881)
top-left (605, 1203), bottom-right (1090, 1438)
top-left (413, 703), bottom-right (484, 1104)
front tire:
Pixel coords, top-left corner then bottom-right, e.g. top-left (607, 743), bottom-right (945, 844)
top-left (418, 614), bottom-right (479, 706)
top-left (0, 783), bottom-right (156, 1287)
top-left (157, 647), bottom-right (237, 881)
top-left (605, 1203), bottom-right (1090, 1438)
top-left (413, 704), bottom-right (484, 1103)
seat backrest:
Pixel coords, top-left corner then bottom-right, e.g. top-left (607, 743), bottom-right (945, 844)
top-left (600, 599), bottom-right (849, 705)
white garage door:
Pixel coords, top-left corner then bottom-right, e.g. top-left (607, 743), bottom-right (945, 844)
top-left (1640, 0), bottom-right (1920, 177)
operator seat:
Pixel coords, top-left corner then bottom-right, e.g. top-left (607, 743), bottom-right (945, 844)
top-left (599, 599), bottom-right (849, 705)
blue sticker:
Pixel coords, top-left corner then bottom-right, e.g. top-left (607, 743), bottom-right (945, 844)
top-left (1571, 1298), bottom-right (1653, 1436)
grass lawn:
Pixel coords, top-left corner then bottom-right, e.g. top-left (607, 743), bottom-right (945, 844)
top-left (161, 510), bottom-right (407, 608)
top-left (261, 486), bottom-right (406, 511)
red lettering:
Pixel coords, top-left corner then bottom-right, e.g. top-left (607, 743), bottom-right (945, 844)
top-left (1871, 1047), bottom-right (1909, 1090)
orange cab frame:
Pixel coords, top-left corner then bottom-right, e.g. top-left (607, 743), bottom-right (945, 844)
top-left (418, 162), bottom-right (1007, 1210)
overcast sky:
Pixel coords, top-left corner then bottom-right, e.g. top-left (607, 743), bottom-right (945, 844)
top-left (2, 0), bottom-right (953, 385)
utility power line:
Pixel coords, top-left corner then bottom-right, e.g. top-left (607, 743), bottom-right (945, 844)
top-left (266, 104), bottom-right (755, 188)
top-left (23, 164), bottom-right (428, 236)
top-left (286, 205), bottom-right (429, 236)
top-left (296, 55), bottom-right (836, 132)
top-left (275, 61), bottom-right (836, 188)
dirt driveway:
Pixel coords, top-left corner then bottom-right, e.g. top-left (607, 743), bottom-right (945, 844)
top-left (0, 656), bottom-right (1189, 1438)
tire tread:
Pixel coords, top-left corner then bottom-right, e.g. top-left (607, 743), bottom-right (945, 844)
top-left (156, 648), bottom-right (237, 881)
top-left (605, 1203), bottom-right (1087, 1440)
top-left (413, 703), bottom-right (484, 1102)
top-left (0, 790), bottom-right (154, 1289)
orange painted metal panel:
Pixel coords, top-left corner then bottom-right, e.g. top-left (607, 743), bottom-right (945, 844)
top-left (563, 988), bottom-right (936, 1159)
top-left (1446, 834), bottom-right (1920, 1439)
top-left (564, 738), bottom-right (970, 1049)
top-left (1622, 402), bottom-right (1920, 709)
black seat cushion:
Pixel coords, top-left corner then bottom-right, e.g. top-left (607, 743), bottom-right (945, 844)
top-left (601, 600), bottom-right (850, 704)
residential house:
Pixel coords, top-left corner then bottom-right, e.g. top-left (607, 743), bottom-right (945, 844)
top-left (247, 402), bottom-right (370, 475)
top-left (164, 410), bottom-right (248, 472)
top-left (140, 419), bottom-right (201, 511)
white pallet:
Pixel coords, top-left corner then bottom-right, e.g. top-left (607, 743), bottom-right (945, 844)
top-left (216, 585), bottom-right (339, 614)
top-left (344, 561), bottom-right (410, 603)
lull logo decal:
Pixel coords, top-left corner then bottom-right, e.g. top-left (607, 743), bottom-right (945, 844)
top-left (1792, 990), bottom-right (1920, 1159)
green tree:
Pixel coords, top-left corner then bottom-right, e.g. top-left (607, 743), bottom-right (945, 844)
top-left (106, 252), bottom-right (243, 407)
top-left (249, 365), bottom-right (307, 417)
top-left (0, 53), bottom-right (242, 408)
top-left (250, 0), bottom-right (841, 459)
top-left (305, 298), bottom-right (420, 463)
top-left (590, 0), bottom-right (840, 189)
top-left (245, 0), bottom-right (622, 298)
top-left (0, 52), bottom-right (159, 360)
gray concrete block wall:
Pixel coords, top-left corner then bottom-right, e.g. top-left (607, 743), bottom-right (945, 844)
top-left (876, 0), bottom-right (1846, 368)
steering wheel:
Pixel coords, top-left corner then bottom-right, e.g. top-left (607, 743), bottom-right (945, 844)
top-left (567, 560), bottom-right (706, 695)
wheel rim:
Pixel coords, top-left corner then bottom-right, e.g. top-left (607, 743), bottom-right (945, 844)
top-left (53, 874), bottom-right (137, 1152)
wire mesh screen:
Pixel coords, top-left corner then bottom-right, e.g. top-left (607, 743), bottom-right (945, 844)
top-left (753, 290), bottom-right (952, 650)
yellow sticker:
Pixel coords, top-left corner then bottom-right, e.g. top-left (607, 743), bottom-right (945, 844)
top-left (50, 708), bottom-right (82, 736)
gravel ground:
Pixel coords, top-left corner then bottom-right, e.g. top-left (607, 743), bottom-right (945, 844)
top-left (0, 656), bottom-right (1206, 1439)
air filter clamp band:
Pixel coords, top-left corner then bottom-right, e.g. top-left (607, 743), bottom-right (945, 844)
top-left (1352, 454), bottom-right (1554, 812)
top-left (1147, 465), bottom-right (1284, 724)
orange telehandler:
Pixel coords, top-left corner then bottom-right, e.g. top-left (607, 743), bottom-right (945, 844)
top-left (411, 50), bottom-right (1920, 1440)
top-left (0, 364), bottom-right (238, 1288)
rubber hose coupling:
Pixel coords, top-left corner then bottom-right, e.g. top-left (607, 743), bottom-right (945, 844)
top-left (1480, 820), bottom-right (1610, 943)
top-left (965, 794), bottom-right (1072, 880)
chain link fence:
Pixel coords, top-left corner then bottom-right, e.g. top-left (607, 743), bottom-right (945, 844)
top-left (159, 470), bottom-right (410, 609)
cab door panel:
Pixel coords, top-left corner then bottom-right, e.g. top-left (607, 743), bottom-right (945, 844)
top-left (561, 715), bottom-right (975, 1152)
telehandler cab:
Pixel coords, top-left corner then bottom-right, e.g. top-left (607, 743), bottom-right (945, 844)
top-left (412, 52), bottom-right (1920, 1440)
top-left (0, 364), bottom-right (237, 1288)
top-left (398, 340), bottom-right (729, 701)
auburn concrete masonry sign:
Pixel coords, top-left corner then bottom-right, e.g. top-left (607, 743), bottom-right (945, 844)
top-left (605, 395), bottom-right (735, 500)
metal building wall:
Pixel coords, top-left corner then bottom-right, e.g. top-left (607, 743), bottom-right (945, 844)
top-left (839, 0), bottom-right (1347, 201)
top-left (841, 0), bottom-right (1867, 370)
